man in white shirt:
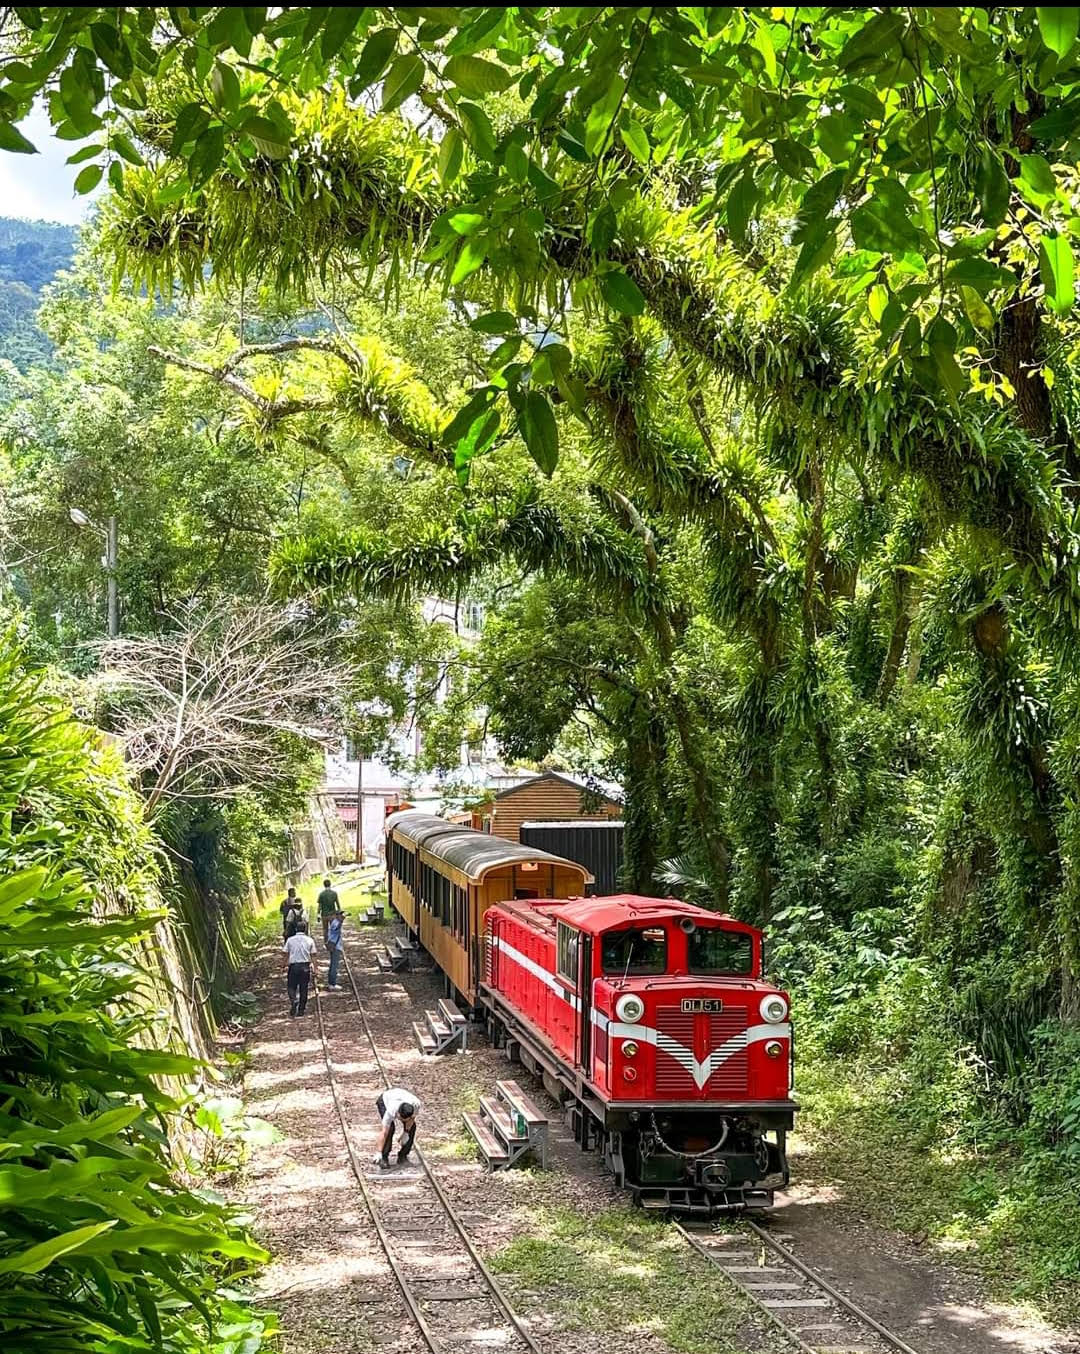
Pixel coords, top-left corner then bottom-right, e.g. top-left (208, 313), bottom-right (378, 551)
top-left (281, 919), bottom-right (317, 1017)
top-left (373, 1087), bottom-right (422, 1168)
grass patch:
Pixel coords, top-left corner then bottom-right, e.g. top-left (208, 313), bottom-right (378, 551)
top-left (488, 1206), bottom-right (785, 1354)
top-left (796, 1055), bottom-right (1080, 1327)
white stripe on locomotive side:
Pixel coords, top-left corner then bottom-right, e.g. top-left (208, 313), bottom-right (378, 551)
top-left (491, 933), bottom-right (789, 1091)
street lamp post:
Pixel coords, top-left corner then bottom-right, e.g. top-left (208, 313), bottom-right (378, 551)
top-left (69, 507), bottom-right (118, 638)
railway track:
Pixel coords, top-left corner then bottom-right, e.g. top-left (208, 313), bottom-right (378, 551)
top-left (311, 940), bottom-right (543, 1354)
top-left (677, 1216), bottom-right (925, 1354)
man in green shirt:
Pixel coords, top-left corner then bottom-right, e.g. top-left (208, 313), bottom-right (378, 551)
top-left (317, 877), bottom-right (339, 945)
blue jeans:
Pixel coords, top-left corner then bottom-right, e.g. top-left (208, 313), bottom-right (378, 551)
top-left (328, 944), bottom-right (342, 987)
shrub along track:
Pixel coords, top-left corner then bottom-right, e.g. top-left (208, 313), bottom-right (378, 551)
top-left (311, 945), bottom-right (544, 1354)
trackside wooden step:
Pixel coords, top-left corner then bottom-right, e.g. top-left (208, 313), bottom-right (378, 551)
top-left (412, 1021), bottom-right (437, 1055)
top-left (495, 1079), bottom-right (546, 1128)
top-left (479, 1095), bottom-right (526, 1143)
top-left (425, 1009), bottom-right (451, 1040)
top-left (438, 997), bottom-right (466, 1026)
top-left (462, 1112), bottom-right (509, 1169)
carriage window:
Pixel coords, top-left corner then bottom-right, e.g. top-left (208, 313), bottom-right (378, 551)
top-left (689, 928), bottom-right (754, 975)
top-left (556, 922), bottom-right (580, 984)
top-left (602, 926), bottom-right (667, 976)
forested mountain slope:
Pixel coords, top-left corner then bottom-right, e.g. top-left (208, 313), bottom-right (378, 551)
top-left (0, 217), bottom-right (74, 370)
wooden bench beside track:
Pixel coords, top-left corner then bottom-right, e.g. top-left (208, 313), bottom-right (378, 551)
top-left (413, 996), bottom-right (468, 1056)
top-left (463, 1078), bottom-right (548, 1170)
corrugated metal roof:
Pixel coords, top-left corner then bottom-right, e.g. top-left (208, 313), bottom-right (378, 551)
top-left (385, 810), bottom-right (593, 883)
top-left (493, 770), bottom-right (623, 804)
top-left (521, 820), bottom-right (625, 829)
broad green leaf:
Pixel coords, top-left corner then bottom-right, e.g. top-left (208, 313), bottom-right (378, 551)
top-left (975, 146), bottom-right (1011, 226)
top-left (1018, 154), bottom-right (1056, 200)
top-left (504, 140), bottom-right (528, 183)
top-left (457, 102), bottom-right (496, 159)
top-left (1040, 231), bottom-right (1075, 314)
top-left (850, 179), bottom-right (921, 254)
top-left (320, 7), bottom-right (362, 61)
top-left (89, 23), bottom-right (133, 80)
top-left (946, 257), bottom-right (1017, 293)
top-left (599, 269), bottom-right (646, 315)
top-left (1037, 7), bottom-right (1078, 57)
top-left (0, 1221), bottom-right (116, 1275)
top-left (188, 124), bottom-right (225, 188)
top-left (1030, 98), bottom-right (1080, 141)
top-left (447, 210), bottom-right (485, 236)
top-left (837, 11), bottom-right (905, 73)
top-left (454, 408), bottom-right (500, 486)
top-left (444, 54), bottom-right (513, 97)
top-left (451, 237), bottom-right (486, 284)
top-left (438, 126), bottom-right (462, 184)
top-left (620, 120), bottom-right (650, 164)
top-left (588, 203), bottom-right (617, 256)
top-left (350, 28), bottom-right (398, 91)
top-left (442, 386), bottom-right (497, 445)
top-left (960, 285), bottom-right (995, 332)
top-left (210, 60), bottom-right (241, 114)
top-left (171, 102), bottom-right (210, 154)
top-left (74, 163), bottom-right (103, 195)
top-left (0, 866), bottom-right (46, 918)
top-left (517, 389), bottom-right (559, 475)
top-left (726, 166), bottom-right (758, 243)
top-left (381, 54), bottom-right (425, 112)
top-left (470, 311), bottom-right (518, 335)
top-left (111, 132), bottom-right (144, 166)
top-left (0, 122), bottom-right (37, 154)
top-left (206, 5), bottom-right (250, 53)
top-left (584, 76), bottom-right (624, 157)
top-left (242, 115), bottom-right (291, 159)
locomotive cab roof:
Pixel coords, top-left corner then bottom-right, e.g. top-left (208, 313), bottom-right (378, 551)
top-left (544, 894), bottom-right (760, 940)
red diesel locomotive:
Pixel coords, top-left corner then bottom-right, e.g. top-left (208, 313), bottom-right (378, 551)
top-left (482, 894), bottom-right (794, 1212)
top-left (384, 811), bottom-right (795, 1212)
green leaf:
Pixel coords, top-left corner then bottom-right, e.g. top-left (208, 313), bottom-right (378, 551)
top-left (1037, 7), bottom-right (1078, 57)
top-left (111, 132), bottom-right (144, 166)
top-left (381, 54), bottom-right (425, 112)
top-left (0, 1221), bottom-right (117, 1275)
top-left (188, 124), bottom-right (225, 188)
top-left (66, 143), bottom-right (104, 165)
top-left (438, 126), bottom-right (462, 184)
top-left (170, 102), bottom-right (210, 154)
top-left (458, 102), bottom-right (496, 159)
top-left (0, 866), bottom-right (46, 919)
top-left (444, 54), bottom-right (513, 97)
top-left (588, 203), bottom-right (617, 256)
top-left (504, 140), bottom-right (528, 183)
top-left (1030, 98), bottom-right (1080, 141)
top-left (584, 76), bottom-right (624, 157)
top-left (241, 115), bottom-right (291, 159)
top-left (454, 408), bottom-right (500, 486)
top-left (837, 11), bottom-right (905, 73)
top-left (451, 236), bottom-right (486, 284)
top-left (74, 163), bottom-right (103, 195)
top-left (850, 180), bottom-right (921, 253)
top-left (599, 269), bottom-right (646, 315)
top-left (1040, 231), bottom-right (1075, 314)
top-left (960, 285), bottom-right (995, 332)
top-left (0, 121), bottom-right (37, 154)
top-left (350, 28), bottom-right (398, 91)
top-left (320, 7), bottom-right (362, 61)
top-left (726, 166), bottom-right (758, 243)
top-left (772, 137), bottom-right (816, 178)
top-left (946, 257), bottom-right (1017, 293)
top-left (210, 60), bottom-right (241, 114)
top-left (447, 210), bottom-right (484, 236)
top-left (975, 146), bottom-right (1010, 226)
top-left (470, 311), bottom-right (517, 335)
top-left (89, 23), bottom-right (133, 80)
top-left (441, 386), bottom-right (497, 445)
top-left (517, 390), bottom-right (559, 475)
top-left (620, 120), bottom-right (650, 164)
top-left (1018, 154), bottom-right (1056, 200)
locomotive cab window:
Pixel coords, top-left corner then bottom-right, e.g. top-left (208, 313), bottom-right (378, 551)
top-left (556, 922), bottom-right (580, 985)
top-left (689, 927), bottom-right (754, 975)
top-left (601, 925), bottom-right (667, 976)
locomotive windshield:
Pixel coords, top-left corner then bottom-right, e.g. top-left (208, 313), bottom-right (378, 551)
top-left (689, 926), bottom-right (753, 975)
top-left (602, 926), bottom-right (667, 975)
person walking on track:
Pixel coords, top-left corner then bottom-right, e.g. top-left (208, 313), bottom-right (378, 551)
top-left (317, 876), bottom-right (339, 944)
top-left (282, 918), bottom-right (316, 1017)
top-left (326, 909), bottom-right (345, 989)
top-left (372, 1088), bottom-right (421, 1168)
top-left (280, 886), bottom-right (303, 938)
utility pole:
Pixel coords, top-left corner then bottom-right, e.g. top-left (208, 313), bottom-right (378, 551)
top-left (362, 747), bottom-right (370, 861)
top-left (105, 515), bottom-right (118, 639)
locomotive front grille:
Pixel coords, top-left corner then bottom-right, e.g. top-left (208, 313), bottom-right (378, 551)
top-left (655, 1006), bottom-right (750, 1096)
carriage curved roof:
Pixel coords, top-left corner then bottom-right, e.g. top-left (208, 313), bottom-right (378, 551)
top-left (385, 810), bottom-right (593, 884)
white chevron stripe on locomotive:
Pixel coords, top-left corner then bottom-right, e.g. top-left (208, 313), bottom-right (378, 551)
top-left (596, 1014), bottom-right (791, 1090)
top-left (491, 935), bottom-right (789, 1091)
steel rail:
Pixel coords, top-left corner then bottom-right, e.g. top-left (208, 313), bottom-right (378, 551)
top-left (311, 976), bottom-right (442, 1351)
top-left (337, 940), bottom-right (545, 1354)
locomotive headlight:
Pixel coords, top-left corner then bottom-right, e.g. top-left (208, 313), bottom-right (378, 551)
top-left (765, 1040), bottom-right (784, 1058)
top-left (621, 1040), bottom-right (639, 1058)
top-left (759, 994), bottom-right (789, 1024)
top-left (615, 994), bottom-right (645, 1024)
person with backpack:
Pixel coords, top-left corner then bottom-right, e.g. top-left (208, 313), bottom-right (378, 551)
top-left (282, 918), bottom-right (317, 1017)
top-left (280, 886), bottom-right (303, 938)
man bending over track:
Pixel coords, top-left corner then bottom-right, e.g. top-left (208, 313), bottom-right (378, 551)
top-left (372, 1087), bottom-right (421, 1168)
